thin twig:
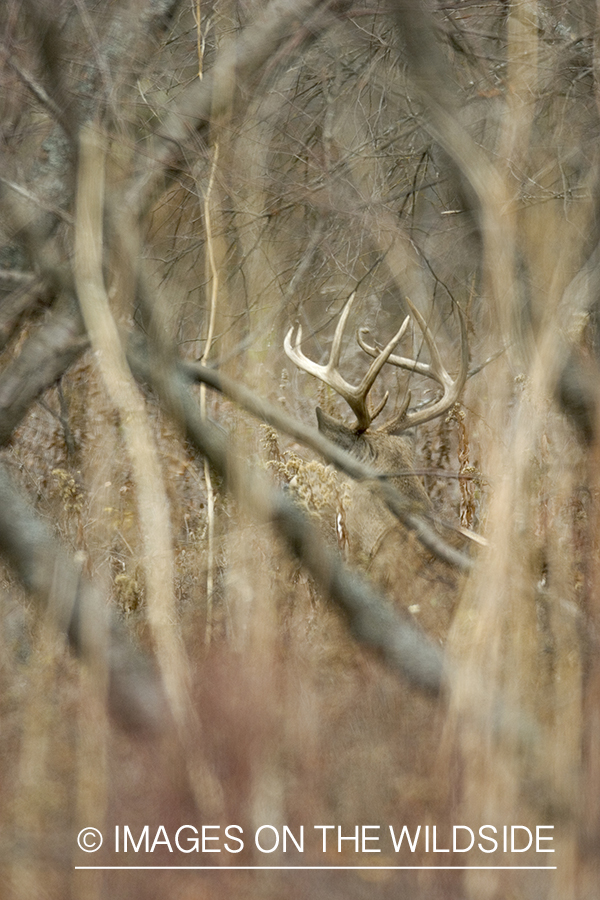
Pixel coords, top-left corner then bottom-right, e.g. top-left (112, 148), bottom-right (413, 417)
top-left (0, 176), bottom-right (74, 224)
top-left (200, 142), bottom-right (220, 644)
top-left (8, 57), bottom-right (70, 134)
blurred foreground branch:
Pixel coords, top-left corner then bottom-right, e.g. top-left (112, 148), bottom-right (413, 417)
top-left (0, 463), bottom-right (167, 732)
top-left (182, 359), bottom-right (473, 570)
top-left (131, 344), bottom-right (448, 696)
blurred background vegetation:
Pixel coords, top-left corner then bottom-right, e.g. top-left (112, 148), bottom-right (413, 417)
top-left (0, 0), bottom-right (599, 897)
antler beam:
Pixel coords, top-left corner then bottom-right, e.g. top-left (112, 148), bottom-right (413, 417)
top-left (284, 292), bottom-right (410, 432)
top-left (357, 297), bottom-right (468, 431)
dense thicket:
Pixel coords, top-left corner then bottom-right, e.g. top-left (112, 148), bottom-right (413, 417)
top-left (0, 1), bottom-right (599, 898)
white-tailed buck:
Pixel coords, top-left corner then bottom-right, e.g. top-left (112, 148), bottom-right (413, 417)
top-left (284, 293), bottom-right (469, 636)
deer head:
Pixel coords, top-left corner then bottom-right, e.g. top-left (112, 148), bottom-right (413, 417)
top-left (285, 292), bottom-right (468, 433)
top-left (284, 293), bottom-right (468, 505)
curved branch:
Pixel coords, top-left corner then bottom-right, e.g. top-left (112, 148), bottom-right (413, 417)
top-left (0, 462), bottom-right (167, 732)
top-left (129, 342), bottom-right (453, 696)
top-left (127, 0), bottom-right (342, 219)
top-left (175, 356), bottom-right (474, 571)
top-left (0, 298), bottom-right (88, 446)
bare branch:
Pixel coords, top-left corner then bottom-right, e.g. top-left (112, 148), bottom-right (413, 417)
top-left (176, 355), bottom-right (473, 571)
top-left (127, 0), bottom-right (342, 219)
top-left (0, 277), bottom-right (52, 352)
top-left (134, 350), bottom-right (449, 695)
top-left (8, 57), bottom-right (71, 136)
top-left (73, 122), bottom-right (188, 727)
top-left (0, 462), bottom-right (167, 732)
top-left (0, 298), bottom-right (88, 446)
top-left (0, 175), bottom-right (74, 225)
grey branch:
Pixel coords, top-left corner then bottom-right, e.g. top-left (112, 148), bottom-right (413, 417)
top-left (127, 0), bottom-right (340, 219)
top-left (130, 345), bottom-right (448, 696)
top-left (180, 358), bottom-right (473, 572)
top-left (0, 298), bottom-right (88, 447)
top-left (0, 463), bottom-right (167, 732)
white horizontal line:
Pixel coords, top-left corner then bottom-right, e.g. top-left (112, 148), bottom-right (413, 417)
top-left (75, 866), bottom-right (557, 871)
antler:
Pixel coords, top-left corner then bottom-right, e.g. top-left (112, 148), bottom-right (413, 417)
top-left (357, 297), bottom-right (468, 432)
top-left (284, 292), bottom-right (410, 432)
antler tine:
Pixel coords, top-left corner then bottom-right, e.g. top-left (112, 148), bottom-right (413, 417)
top-left (354, 313), bottom-right (410, 402)
top-left (284, 297), bottom-right (410, 431)
top-left (283, 296), bottom-right (367, 429)
top-left (284, 293), bottom-right (358, 378)
top-left (403, 296), bottom-right (448, 384)
top-left (358, 299), bottom-right (469, 431)
top-left (336, 312), bottom-right (410, 428)
top-left (284, 322), bottom-right (320, 380)
top-left (358, 306), bottom-right (442, 384)
top-left (329, 291), bottom-right (358, 368)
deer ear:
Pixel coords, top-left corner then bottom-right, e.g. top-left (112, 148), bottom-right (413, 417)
top-left (316, 407), bottom-right (361, 452)
top-left (316, 407), bottom-right (337, 430)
